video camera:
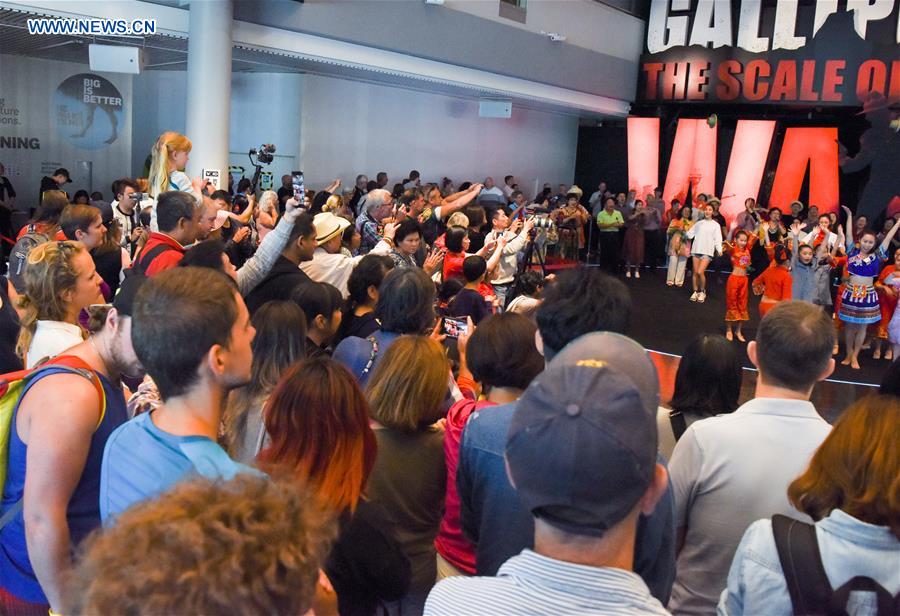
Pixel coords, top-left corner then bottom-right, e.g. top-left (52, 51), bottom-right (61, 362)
top-left (249, 143), bottom-right (276, 164)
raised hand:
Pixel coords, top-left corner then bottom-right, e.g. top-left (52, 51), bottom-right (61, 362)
top-left (423, 248), bottom-right (443, 275)
top-left (382, 221), bottom-right (399, 242)
top-left (457, 317), bottom-right (475, 356)
top-left (429, 318), bottom-right (446, 343)
top-left (232, 226), bottom-right (251, 243)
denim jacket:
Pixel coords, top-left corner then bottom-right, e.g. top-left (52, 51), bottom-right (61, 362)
top-left (718, 509), bottom-right (900, 615)
top-left (456, 400), bottom-right (677, 604)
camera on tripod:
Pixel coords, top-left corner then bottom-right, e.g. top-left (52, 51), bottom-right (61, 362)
top-left (529, 215), bottom-right (555, 230)
top-left (249, 143), bottom-right (276, 164)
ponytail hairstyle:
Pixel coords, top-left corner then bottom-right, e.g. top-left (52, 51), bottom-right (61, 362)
top-left (773, 243), bottom-right (791, 265)
top-left (148, 131), bottom-right (192, 198)
top-left (16, 241), bottom-right (87, 358)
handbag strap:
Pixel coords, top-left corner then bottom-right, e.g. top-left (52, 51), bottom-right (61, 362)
top-left (669, 410), bottom-right (688, 441)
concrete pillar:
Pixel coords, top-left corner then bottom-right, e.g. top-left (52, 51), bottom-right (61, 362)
top-left (185, 0), bottom-right (233, 186)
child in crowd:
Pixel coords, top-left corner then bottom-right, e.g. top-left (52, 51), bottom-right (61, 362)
top-left (447, 256), bottom-right (493, 325)
top-left (722, 226), bottom-right (756, 342)
top-left (752, 243), bottom-right (792, 318)
top-left (790, 220), bottom-right (842, 310)
top-left (506, 270), bottom-right (546, 319)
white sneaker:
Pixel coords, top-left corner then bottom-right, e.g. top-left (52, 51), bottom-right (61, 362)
top-left (635, 270), bottom-right (641, 279)
top-left (698, 291), bottom-right (707, 303)
top-left (626, 270), bottom-right (631, 278)
top-left (690, 291), bottom-right (699, 302)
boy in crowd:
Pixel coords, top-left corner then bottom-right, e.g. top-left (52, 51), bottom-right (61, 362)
top-left (100, 267), bottom-right (259, 522)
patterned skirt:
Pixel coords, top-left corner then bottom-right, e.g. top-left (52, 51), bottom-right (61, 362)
top-left (838, 284), bottom-right (881, 324)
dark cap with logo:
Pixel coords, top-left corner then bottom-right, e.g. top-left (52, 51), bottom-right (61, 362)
top-left (505, 332), bottom-right (659, 537)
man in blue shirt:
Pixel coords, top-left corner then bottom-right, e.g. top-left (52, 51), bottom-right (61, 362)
top-left (101, 267), bottom-right (259, 522)
top-left (426, 333), bottom-right (671, 615)
top-left (454, 268), bottom-right (676, 602)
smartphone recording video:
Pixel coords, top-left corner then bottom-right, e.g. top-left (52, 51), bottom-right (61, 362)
top-left (442, 317), bottom-right (468, 339)
top-left (292, 171), bottom-right (305, 203)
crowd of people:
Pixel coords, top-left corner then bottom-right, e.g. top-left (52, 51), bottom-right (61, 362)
top-left (0, 132), bottom-right (898, 616)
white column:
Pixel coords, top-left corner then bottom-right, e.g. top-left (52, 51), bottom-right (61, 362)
top-left (185, 0), bottom-right (233, 182)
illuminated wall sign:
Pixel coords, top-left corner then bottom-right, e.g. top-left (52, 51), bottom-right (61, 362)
top-left (627, 118), bottom-right (839, 218)
top-left (639, 0), bottom-right (900, 105)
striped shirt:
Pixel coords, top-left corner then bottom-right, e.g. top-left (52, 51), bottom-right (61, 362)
top-left (424, 549), bottom-right (670, 615)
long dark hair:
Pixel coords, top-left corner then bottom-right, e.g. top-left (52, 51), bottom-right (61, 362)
top-left (336, 255), bottom-right (392, 342)
top-left (223, 301), bottom-right (307, 453)
top-left (670, 334), bottom-right (742, 419)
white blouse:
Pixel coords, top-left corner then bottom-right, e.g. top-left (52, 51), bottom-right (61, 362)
top-left (686, 219), bottom-right (723, 257)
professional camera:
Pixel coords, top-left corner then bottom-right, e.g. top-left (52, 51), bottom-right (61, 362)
top-left (249, 143), bottom-right (276, 164)
top-left (129, 191), bottom-right (145, 202)
top-left (530, 216), bottom-right (555, 230)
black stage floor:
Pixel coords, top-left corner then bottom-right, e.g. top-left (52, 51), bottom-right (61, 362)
top-left (608, 266), bottom-right (884, 420)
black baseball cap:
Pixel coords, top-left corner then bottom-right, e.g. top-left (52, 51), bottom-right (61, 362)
top-left (505, 332), bottom-right (660, 537)
top-left (53, 168), bottom-right (72, 183)
top-left (113, 274), bottom-right (147, 317)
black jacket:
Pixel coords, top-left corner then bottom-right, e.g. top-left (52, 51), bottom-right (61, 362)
top-left (243, 255), bottom-right (311, 314)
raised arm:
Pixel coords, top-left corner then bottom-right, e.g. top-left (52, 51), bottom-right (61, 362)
top-left (880, 215), bottom-right (900, 253)
top-left (439, 183), bottom-right (483, 220)
top-left (485, 236), bottom-right (506, 275)
top-left (842, 205), bottom-right (854, 250)
top-left (228, 194), bottom-right (255, 224)
top-left (237, 196), bottom-right (306, 295)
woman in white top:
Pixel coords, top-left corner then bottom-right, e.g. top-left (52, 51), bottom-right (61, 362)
top-left (147, 131), bottom-right (205, 231)
top-left (685, 202), bottom-right (724, 303)
top-left (719, 394), bottom-right (900, 615)
top-left (16, 241), bottom-right (103, 368)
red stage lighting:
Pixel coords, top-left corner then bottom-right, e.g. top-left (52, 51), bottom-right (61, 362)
top-left (627, 117), bottom-right (660, 198)
top-left (720, 120), bottom-right (776, 223)
top-left (662, 119), bottom-right (717, 207)
top-left (769, 127), bottom-right (840, 214)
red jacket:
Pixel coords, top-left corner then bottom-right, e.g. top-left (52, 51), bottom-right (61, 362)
top-left (135, 232), bottom-right (185, 276)
top-left (434, 377), bottom-right (495, 573)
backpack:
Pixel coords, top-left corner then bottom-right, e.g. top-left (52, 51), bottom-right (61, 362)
top-left (0, 356), bottom-right (107, 530)
top-left (772, 514), bottom-right (900, 615)
top-left (8, 224), bottom-right (51, 293)
top-left (123, 242), bottom-right (176, 278)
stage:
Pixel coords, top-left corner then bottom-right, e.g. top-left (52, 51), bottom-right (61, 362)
top-left (611, 266), bottom-right (882, 421)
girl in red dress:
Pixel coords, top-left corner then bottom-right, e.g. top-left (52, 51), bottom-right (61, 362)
top-left (752, 242), bottom-right (792, 318)
top-left (722, 225), bottom-right (757, 341)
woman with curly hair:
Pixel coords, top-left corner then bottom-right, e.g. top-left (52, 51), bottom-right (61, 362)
top-left (16, 241), bottom-right (103, 368)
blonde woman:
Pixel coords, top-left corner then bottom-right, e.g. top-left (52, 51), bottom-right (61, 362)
top-left (16, 241), bottom-right (103, 368)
